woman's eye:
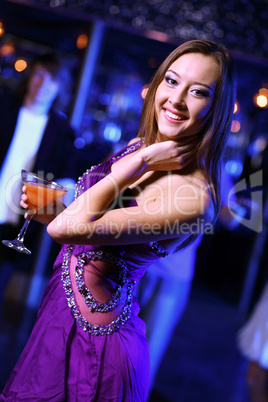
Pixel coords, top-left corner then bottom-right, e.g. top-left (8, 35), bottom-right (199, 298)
top-left (165, 76), bottom-right (177, 86)
top-left (192, 89), bottom-right (209, 97)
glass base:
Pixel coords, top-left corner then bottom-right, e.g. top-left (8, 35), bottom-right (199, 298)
top-left (2, 239), bottom-right (31, 255)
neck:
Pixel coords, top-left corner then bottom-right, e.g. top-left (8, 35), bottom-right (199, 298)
top-left (177, 160), bottom-right (199, 176)
top-left (23, 96), bottom-right (51, 115)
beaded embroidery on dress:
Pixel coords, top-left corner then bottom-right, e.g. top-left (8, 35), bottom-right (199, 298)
top-left (62, 140), bottom-right (170, 336)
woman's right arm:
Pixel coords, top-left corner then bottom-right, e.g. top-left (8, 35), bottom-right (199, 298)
top-left (46, 140), bottom-right (211, 246)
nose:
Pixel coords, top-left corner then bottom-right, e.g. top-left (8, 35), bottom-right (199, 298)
top-left (168, 88), bottom-right (186, 108)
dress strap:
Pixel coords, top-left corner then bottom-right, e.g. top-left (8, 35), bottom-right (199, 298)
top-left (75, 140), bottom-right (143, 198)
top-left (110, 140), bottom-right (143, 163)
top-left (147, 241), bottom-right (170, 257)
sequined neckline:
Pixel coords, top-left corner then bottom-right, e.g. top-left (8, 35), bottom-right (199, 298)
top-left (75, 140), bottom-right (143, 199)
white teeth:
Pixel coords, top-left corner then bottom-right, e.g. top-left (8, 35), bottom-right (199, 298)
top-left (165, 110), bottom-right (183, 120)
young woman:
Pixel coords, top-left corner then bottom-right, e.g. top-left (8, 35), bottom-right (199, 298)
top-left (0, 39), bottom-right (236, 401)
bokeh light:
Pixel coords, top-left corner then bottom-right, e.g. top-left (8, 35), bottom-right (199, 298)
top-left (14, 59), bottom-right (27, 72)
top-left (256, 94), bottom-right (267, 108)
top-left (0, 42), bottom-right (15, 57)
top-left (0, 22), bottom-right (5, 37)
top-left (253, 88), bottom-right (268, 108)
top-left (231, 119), bottom-right (241, 133)
top-left (225, 160), bottom-right (243, 177)
top-left (76, 34), bottom-right (88, 49)
top-left (103, 122), bottom-right (121, 142)
top-left (233, 101), bottom-right (240, 114)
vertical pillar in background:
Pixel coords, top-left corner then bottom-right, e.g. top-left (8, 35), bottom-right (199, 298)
top-left (70, 20), bottom-right (105, 130)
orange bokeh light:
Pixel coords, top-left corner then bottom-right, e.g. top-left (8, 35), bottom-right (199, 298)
top-left (0, 43), bottom-right (15, 57)
top-left (14, 59), bottom-right (27, 72)
top-left (256, 94), bottom-right (268, 108)
top-left (76, 34), bottom-right (88, 49)
top-left (253, 88), bottom-right (268, 108)
top-left (0, 22), bottom-right (5, 37)
top-left (233, 101), bottom-right (239, 114)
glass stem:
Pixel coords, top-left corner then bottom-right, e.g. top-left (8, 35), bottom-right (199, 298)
top-left (16, 211), bottom-right (35, 242)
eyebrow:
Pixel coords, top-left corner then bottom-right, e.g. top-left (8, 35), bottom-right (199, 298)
top-left (167, 69), bottom-right (214, 91)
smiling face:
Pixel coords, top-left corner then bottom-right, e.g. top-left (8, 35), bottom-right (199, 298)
top-left (154, 53), bottom-right (220, 142)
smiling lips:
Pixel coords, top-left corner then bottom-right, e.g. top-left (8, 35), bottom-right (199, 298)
top-left (164, 108), bottom-right (187, 122)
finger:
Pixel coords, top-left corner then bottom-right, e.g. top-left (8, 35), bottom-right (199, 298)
top-left (21, 194), bottom-right (28, 204)
top-left (177, 151), bottom-right (196, 169)
top-left (175, 144), bottom-right (197, 157)
top-left (20, 199), bottom-right (28, 209)
top-left (180, 143), bottom-right (199, 153)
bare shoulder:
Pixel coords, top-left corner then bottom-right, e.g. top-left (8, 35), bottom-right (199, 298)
top-left (154, 170), bottom-right (214, 252)
top-left (127, 137), bottom-right (141, 145)
top-left (159, 170), bottom-right (214, 220)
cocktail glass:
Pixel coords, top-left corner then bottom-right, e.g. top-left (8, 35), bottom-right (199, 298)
top-left (2, 169), bottom-right (68, 255)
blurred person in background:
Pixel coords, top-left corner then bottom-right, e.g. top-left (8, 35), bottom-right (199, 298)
top-left (237, 134), bottom-right (268, 402)
top-left (238, 281), bottom-right (268, 402)
top-left (0, 52), bottom-right (77, 317)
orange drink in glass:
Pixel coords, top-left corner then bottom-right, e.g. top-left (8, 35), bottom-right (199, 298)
top-left (2, 170), bottom-right (68, 255)
top-left (23, 181), bottom-right (68, 211)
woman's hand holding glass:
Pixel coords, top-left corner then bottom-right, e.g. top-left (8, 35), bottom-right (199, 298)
top-left (2, 170), bottom-right (68, 255)
top-left (20, 185), bottom-right (66, 225)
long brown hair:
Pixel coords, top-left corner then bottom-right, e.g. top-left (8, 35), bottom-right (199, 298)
top-left (138, 40), bottom-right (237, 230)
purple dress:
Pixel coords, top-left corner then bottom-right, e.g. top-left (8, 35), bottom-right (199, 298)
top-left (0, 141), bottom-right (170, 401)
